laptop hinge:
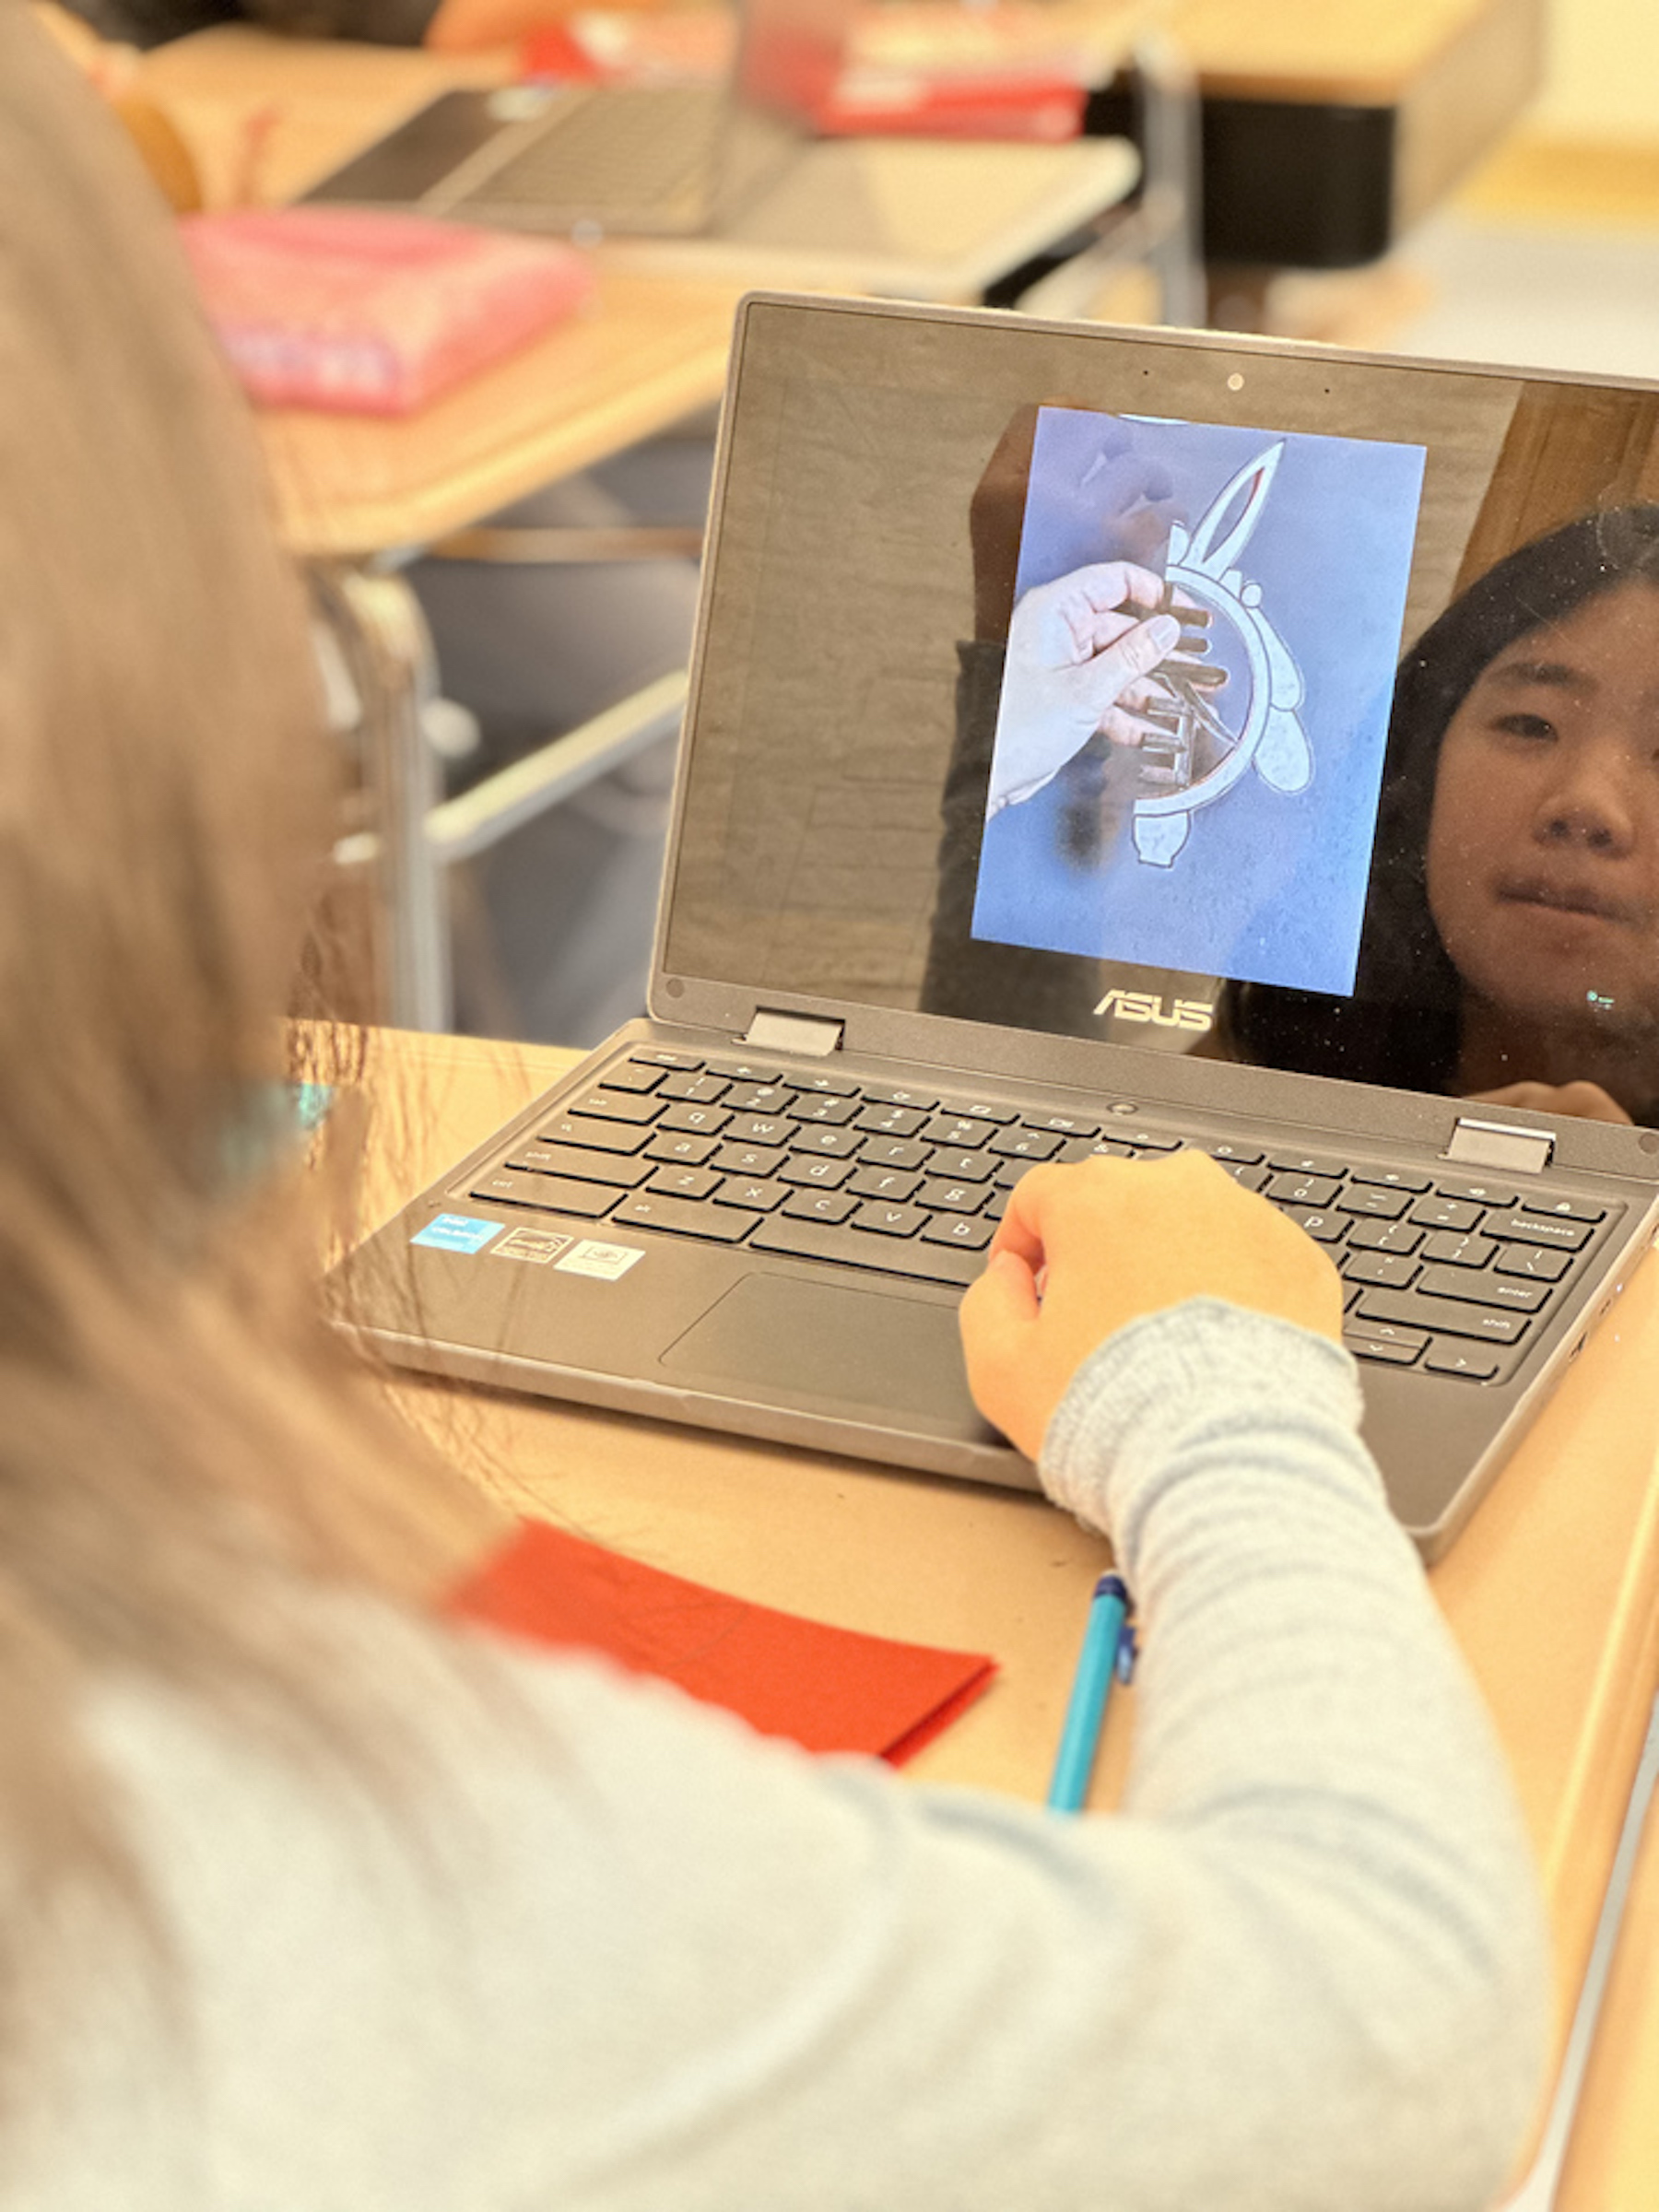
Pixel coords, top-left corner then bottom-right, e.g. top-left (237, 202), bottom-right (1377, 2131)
top-left (742, 1009), bottom-right (844, 1058)
top-left (1444, 1117), bottom-right (1556, 1176)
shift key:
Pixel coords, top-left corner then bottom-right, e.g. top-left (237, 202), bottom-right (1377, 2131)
top-left (1354, 1287), bottom-right (1530, 1344)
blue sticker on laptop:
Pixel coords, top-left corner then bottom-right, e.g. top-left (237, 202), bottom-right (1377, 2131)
top-left (411, 1212), bottom-right (504, 1254)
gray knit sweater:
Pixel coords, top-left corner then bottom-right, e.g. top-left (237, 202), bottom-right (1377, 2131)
top-left (18, 1301), bottom-right (1547, 2208)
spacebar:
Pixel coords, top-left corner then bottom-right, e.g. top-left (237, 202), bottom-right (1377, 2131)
top-left (750, 1216), bottom-right (983, 1288)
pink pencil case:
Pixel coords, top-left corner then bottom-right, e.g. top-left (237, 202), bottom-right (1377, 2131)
top-left (180, 207), bottom-right (595, 416)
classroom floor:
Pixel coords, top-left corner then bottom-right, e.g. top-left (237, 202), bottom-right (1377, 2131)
top-left (450, 135), bottom-right (1659, 1049)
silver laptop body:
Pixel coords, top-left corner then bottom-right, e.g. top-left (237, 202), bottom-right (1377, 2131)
top-left (300, 0), bottom-right (851, 240)
top-left (335, 295), bottom-right (1659, 1559)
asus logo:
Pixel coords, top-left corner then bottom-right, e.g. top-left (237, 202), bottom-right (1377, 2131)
top-left (1093, 989), bottom-right (1215, 1034)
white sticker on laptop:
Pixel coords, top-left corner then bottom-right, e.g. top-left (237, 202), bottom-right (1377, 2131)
top-left (411, 1212), bottom-right (504, 1255)
top-left (555, 1239), bottom-right (644, 1282)
top-left (492, 1227), bottom-right (574, 1265)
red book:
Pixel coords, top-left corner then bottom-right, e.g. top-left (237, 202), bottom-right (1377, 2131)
top-left (180, 207), bottom-right (595, 416)
top-left (447, 1519), bottom-right (996, 1765)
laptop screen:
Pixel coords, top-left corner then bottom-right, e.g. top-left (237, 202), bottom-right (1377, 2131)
top-left (665, 296), bottom-right (1659, 1122)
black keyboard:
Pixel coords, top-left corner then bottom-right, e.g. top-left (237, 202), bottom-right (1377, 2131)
top-left (461, 1049), bottom-right (1620, 1385)
top-left (467, 87), bottom-right (722, 218)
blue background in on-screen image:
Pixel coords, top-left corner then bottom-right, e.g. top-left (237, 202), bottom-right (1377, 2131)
top-left (971, 406), bottom-right (1427, 996)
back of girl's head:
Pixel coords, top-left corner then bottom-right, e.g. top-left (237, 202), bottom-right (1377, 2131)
top-left (0, 7), bottom-right (327, 1269)
top-left (0, 17), bottom-right (491, 2092)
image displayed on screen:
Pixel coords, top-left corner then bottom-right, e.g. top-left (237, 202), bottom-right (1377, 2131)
top-left (970, 406), bottom-right (1428, 997)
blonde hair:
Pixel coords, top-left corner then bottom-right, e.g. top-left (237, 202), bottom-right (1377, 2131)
top-left (0, 5), bottom-right (492, 2092)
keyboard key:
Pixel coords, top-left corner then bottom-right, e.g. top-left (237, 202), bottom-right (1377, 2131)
top-left (1411, 1197), bottom-right (1483, 1233)
top-left (507, 1144), bottom-right (653, 1188)
top-left (785, 1069), bottom-right (859, 1097)
top-left (711, 1141), bottom-right (786, 1177)
top-left (782, 1189), bottom-right (857, 1225)
top-left (1336, 1186), bottom-right (1411, 1219)
top-left (921, 1213), bottom-right (995, 1251)
top-left (1355, 1288), bottom-right (1529, 1345)
top-left (1418, 1265), bottom-right (1546, 1312)
top-left (657, 1071), bottom-right (729, 1104)
top-left (937, 1097), bottom-right (1018, 1124)
top-left (1125, 1133), bottom-right (1183, 1152)
top-left (630, 1049), bottom-right (703, 1071)
top-left (541, 1114), bottom-right (652, 1156)
top-left (787, 1093), bottom-right (860, 1125)
top-left (1341, 1250), bottom-right (1419, 1288)
top-left (864, 1084), bottom-right (937, 1110)
top-left (646, 1166), bottom-right (719, 1201)
top-left (1269, 1151), bottom-right (1349, 1178)
top-left (1423, 1344), bottom-right (1502, 1381)
top-left (1348, 1167), bottom-right (1430, 1193)
top-left (918, 1178), bottom-right (988, 1213)
top-left (861, 1137), bottom-right (930, 1171)
top-left (848, 1165), bottom-right (922, 1202)
top-left (599, 1060), bottom-right (666, 1094)
top-left (788, 1125), bottom-right (864, 1158)
top-left (750, 1215), bottom-right (982, 1287)
top-left (1345, 1332), bottom-right (1426, 1367)
top-left (780, 1155), bottom-right (855, 1189)
top-left (927, 1148), bottom-right (996, 1182)
top-left (726, 1114), bottom-right (792, 1146)
top-left (1347, 1218), bottom-right (1424, 1255)
top-left (1494, 1245), bottom-right (1571, 1283)
top-left (1434, 1180), bottom-right (1516, 1208)
top-left (724, 1082), bottom-right (793, 1113)
top-left (855, 1102), bottom-right (928, 1138)
top-left (716, 1177), bottom-right (787, 1212)
top-left (1218, 1161), bottom-right (1268, 1193)
top-left (705, 1060), bottom-right (780, 1084)
top-left (853, 1202), bottom-right (926, 1238)
top-left (1344, 1317), bottom-right (1428, 1354)
top-left (1266, 1171), bottom-right (1340, 1207)
top-left (1488, 1213), bottom-right (1593, 1252)
top-left (570, 1088), bottom-right (662, 1124)
top-left (469, 1170), bottom-right (619, 1218)
top-left (1030, 1112), bottom-right (1100, 1137)
top-left (1206, 1140), bottom-right (1264, 1165)
top-left (644, 1131), bottom-right (719, 1167)
top-left (658, 1102), bottom-right (731, 1136)
top-left (1282, 1206), bottom-right (1347, 1243)
top-left (1421, 1230), bottom-right (1495, 1268)
top-left (924, 1114), bottom-right (994, 1148)
top-left (990, 1127), bottom-right (1065, 1162)
top-left (1088, 1139), bottom-right (1140, 1161)
top-left (610, 1193), bottom-right (757, 1242)
top-left (1524, 1194), bottom-right (1607, 1223)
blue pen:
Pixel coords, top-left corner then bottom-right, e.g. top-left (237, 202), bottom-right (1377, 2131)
top-left (1046, 1572), bottom-right (1134, 1813)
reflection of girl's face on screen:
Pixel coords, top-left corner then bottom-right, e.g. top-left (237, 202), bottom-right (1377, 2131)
top-left (1425, 578), bottom-right (1659, 1041)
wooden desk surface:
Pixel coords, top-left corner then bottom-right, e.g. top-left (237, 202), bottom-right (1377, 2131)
top-left (136, 30), bottom-right (742, 560)
top-left (1172, 0), bottom-right (1532, 105)
top-left (1557, 1778), bottom-right (1659, 2210)
top-left (342, 1024), bottom-right (1659, 2105)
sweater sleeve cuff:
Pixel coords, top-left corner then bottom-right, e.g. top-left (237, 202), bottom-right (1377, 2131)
top-left (1039, 1299), bottom-right (1373, 1548)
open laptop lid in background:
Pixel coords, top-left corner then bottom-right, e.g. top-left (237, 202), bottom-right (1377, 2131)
top-left (654, 292), bottom-right (1659, 1164)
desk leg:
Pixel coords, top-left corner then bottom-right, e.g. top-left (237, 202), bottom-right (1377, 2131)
top-left (315, 564), bottom-right (453, 1034)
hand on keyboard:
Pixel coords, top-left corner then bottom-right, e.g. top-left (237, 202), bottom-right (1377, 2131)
top-left (958, 1150), bottom-right (1343, 1459)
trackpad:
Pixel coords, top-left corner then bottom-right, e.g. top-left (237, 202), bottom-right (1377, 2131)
top-left (661, 1274), bottom-right (980, 1427)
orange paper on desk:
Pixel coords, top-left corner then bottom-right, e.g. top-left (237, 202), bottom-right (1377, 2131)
top-left (448, 1520), bottom-right (995, 1763)
top-left (181, 209), bottom-right (594, 416)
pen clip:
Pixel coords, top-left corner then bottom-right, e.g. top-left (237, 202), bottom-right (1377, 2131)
top-left (1114, 1618), bottom-right (1138, 1687)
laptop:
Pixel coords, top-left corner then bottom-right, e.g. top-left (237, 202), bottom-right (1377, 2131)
top-left (300, 0), bottom-right (853, 240)
top-left (334, 294), bottom-right (1659, 1560)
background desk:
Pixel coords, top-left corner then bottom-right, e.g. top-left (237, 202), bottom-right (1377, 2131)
top-left (341, 1022), bottom-right (1659, 2156)
top-left (1091, 0), bottom-right (1547, 271)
